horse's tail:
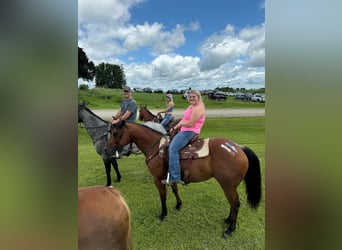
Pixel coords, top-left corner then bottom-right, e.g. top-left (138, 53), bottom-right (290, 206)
top-left (241, 146), bottom-right (262, 209)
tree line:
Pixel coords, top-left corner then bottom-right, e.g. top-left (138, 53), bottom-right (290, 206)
top-left (78, 47), bottom-right (126, 89)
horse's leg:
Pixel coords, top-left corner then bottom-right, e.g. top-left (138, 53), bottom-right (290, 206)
top-left (110, 158), bottom-right (121, 182)
top-left (170, 184), bottom-right (182, 210)
top-left (222, 187), bottom-right (240, 238)
top-left (153, 177), bottom-right (168, 220)
top-left (103, 159), bottom-right (112, 186)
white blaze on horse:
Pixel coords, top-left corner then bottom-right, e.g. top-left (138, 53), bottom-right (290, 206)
top-left (78, 186), bottom-right (132, 250)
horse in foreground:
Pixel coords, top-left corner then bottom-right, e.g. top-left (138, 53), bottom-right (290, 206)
top-left (78, 103), bottom-right (121, 186)
top-left (78, 186), bottom-right (132, 250)
top-left (108, 121), bottom-right (262, 238)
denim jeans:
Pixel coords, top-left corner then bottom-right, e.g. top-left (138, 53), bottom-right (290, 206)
top-left (161, 114), bottom-right (172, 127)
top-left (168, 131), bottom-right (196, 181)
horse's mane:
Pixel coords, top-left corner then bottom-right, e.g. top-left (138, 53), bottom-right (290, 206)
top-left (141, 121), bottom-right (167, 135)
top-left (141, 106), bottom-right (156, 117)
top-left (81, 105), bottom-right (109, 124)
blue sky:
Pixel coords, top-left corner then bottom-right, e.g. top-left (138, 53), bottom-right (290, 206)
top-left (78, 0), bottom-right (265, 91)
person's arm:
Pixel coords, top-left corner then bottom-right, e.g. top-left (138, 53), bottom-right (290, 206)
top-left (112, 110), bottom-right (121, 120)
top-left (111, 109), bottom-right (123, 124)
top-left (158, 103), bottom-right (174, 114)
top-left (119, 110), bottom-right (132, 120)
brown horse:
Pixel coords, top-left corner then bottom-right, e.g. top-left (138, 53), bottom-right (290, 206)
top-left (78, 186), bottom-right (132, 250)
top-left (138, 106), bottom-right (180, 132)
top-left (138, 105), bottom-right (162, 122)
top-left (108, 121), bottom-right (262, 238)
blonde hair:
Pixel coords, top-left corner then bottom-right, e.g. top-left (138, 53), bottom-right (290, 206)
top-left (189, 90), bottom-right (203, 104)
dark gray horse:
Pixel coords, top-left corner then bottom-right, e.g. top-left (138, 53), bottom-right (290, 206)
top-left (78, 103), bottom-right (121, 186)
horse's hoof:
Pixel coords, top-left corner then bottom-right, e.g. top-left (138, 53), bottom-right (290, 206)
top-left (223, 231), bottom-right (232, 239)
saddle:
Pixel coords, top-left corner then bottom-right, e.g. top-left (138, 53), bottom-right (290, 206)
top-left (158, 136), bottom-right (210, 184)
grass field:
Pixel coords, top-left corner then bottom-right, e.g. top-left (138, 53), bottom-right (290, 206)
top-left (78, 116), bottom-right (265, 249)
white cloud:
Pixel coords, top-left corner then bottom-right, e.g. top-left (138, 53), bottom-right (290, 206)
top-left (152, 54), bottom-right (200, 79)
top-left (198, 24), bottom-right (264, 71)
top-left (78, 0), bottom-right (265, 90)
top-left (123, 23), bottom-right (186, 55)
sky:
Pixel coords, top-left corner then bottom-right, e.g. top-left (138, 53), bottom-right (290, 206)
top-left (78, 0), bottom-right (265, 91)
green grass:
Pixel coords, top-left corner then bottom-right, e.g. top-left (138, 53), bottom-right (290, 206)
top-left (78, 117), bottom-right (265, 249)
top-left (78, 88), bottom-right (265, 109)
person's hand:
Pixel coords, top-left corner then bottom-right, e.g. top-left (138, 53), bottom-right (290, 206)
top-left (111, 119), bottom-right (119, 125)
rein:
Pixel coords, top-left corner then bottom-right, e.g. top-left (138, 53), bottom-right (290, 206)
top-left (144, 135), bottom-right (165, 164)
top-left (79, 123), bottom-right (112, 144)
top-left (113, 123), bottom-right (165, 162)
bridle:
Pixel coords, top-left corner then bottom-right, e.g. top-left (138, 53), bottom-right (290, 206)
top-left (110, 123), bottom-right (165, 162)
top-left (78, 108), bottom-right (112, 144)
top-left (109, 124), bottom-right (127, 152)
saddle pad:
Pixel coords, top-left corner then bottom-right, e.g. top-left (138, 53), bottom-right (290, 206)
top-left (159, 137), bottom-right (210, 159)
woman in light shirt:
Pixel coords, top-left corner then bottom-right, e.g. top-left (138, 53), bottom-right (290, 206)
top-left (157, 93), bottom-right (174, 127)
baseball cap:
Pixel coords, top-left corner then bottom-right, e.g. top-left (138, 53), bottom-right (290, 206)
top-left (166, 93), bottom-right (172, 99)
top-left (123, 86), bottom-right (131, 92)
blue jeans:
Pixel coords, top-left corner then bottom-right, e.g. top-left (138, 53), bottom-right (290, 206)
top-left (168, 131), bottom-right (196, 181)
top-left (161, 114), bottom-right (172, 127)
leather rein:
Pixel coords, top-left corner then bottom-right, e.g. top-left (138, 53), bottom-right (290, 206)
top-left (111, 124), bottom-right (165, 163)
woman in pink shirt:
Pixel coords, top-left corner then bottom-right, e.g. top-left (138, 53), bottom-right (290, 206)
top-left (162, 90), bottom-right (206, 185)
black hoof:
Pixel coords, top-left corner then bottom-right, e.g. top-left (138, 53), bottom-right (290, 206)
top-left (158, 213), bottom-right (167, 221)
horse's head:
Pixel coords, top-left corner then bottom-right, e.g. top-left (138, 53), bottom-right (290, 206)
top-left (108, 121), bottom-right (132, 151)
top-left (138, 106), bottom-right (159, 122)
top-left (138, 107), bottom-right (144, 121)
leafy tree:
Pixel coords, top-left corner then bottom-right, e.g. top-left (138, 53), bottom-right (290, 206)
top-left (95, 63), bottom-right (126, 89)
top-left (79, 84), bottom-right (89, 90)
top-left (78, 47), bottom-right (95, 81)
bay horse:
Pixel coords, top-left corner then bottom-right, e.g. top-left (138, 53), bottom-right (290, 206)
top-left (78, 186), bottom-right (132, 250)
top-left (138, 105), bottom-right (162, 123)
top-left (138, 105), bottom-right (180, 132)
top-left (107, 121), bottom-right (262, 238)
top-left (78, 103), bottom-right (121, 186)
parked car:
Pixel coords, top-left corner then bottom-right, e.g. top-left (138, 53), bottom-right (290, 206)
top-left (183, 90), bottom-right (190, 99)
top-left (235, 93), bottom-right (252, 101)
top-left (168, 89), bottom-right (179, 94)
top-left (143, 87), bottom-right (153, 93)
top-left (154, 88), bottom-right (163, 93)
top-left (208, 91), bottom-right (227, 101)
top-left (251, 94), bottom-right (265, 103)
top-left (133, 87), bottom-right (143, 92)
